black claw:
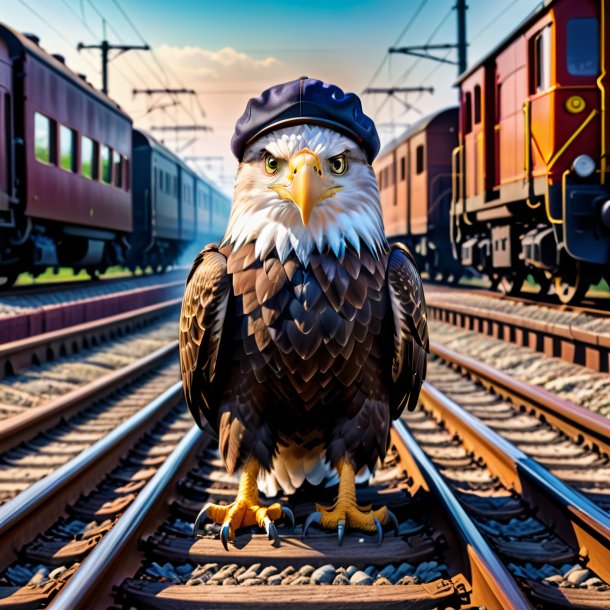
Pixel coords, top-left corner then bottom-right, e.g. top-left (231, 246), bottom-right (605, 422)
top-left (386, 509), bottom-right (399, 537)
top-left (374, 517), bottom-right (383, 545)
top-left (220, 522), bottom-right (231, 551)
top-left (282, 506), bottom-right (295, 531)
top-left (265, 518), bottom-right (280, 545)
top-left (302, 511), bottom-right (322, 539)
top-left (337, 519), bottom-right (346, 546)
top-left (193, 503), bottom-right (212, 537)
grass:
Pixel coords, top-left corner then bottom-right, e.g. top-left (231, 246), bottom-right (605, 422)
top-left (14, 266), bottom-right (137, 286)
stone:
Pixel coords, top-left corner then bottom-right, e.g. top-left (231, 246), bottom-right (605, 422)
top-left (259, 566), bottom-right (278, 580)
top-left (374, 577), bottom-right (392, 585)
top-left (566, 569), bottom-right (591, 585)
top-left (344, 565), bottom-right (358, 578)
top-left (332, 574), bottom-right (351, 585)
top-left (298, 565), bottom-right (315, 576)
top-left (310, 564), bottom-right (336, 585)
top-left (268, 575), bottom-right (283, 586)
top-left (350, 571), bottom-right (373, 585)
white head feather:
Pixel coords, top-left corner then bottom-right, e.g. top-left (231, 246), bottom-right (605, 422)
top-left (222, 125), bottom-right (388, 265)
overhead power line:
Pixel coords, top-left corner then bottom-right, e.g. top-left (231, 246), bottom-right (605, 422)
top-left (78, 37), bottom-right (150, 95)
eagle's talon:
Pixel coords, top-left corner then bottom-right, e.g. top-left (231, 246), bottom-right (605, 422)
top-left (193, 502), bottom-right (213, 537)
top-left (302, 511), bottom-right (322, 538)
top-left (265, 517), bottom-right (280, 545)
top-left (337, 519), bottom-right (346, 546)
top-left (282, 506), bottom-right (295, 531)
top-left (386, 509), bottom-right (399, 537)
top-left (374, 517), bottom-right (383, 545)
top-left (220, 522), bottom-right (232, 551)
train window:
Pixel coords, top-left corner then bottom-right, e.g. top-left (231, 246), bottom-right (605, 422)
top-left (101, 145), bottom-right (112, 184)
top-left (474, 85), bottom-right (481, 124)
top-left (567, 18), bottom-right (599, 76)
top-left (534, 26), bottom-right (551, 92)
top-left (34, 112), bottom-right (56, 164)
top-left (464, 92), bottom-right (472, 134)
top-left (59, 125), bottom-right (76, 172)
top-left (400, 157), bottom-right (406, 181)
top-left (416, 145), bottom-right (424, 175)
top-left (124, 158), bottom-right (130, 191)
top-left (113, 151), bottom-right (123, 188)
top-left (81, 136), bottom-right (98, 179)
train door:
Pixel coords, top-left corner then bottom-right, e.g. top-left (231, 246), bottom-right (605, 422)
top-left (0, 90), bottom-right (10, 212)
top-left (494, 77), bottom-right (501, 190)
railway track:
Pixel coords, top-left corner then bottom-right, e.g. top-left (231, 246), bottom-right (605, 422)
top-left (0, 273), bottom-right (186, 346)
top-left (423, 283), bottom-right (610, 373)
top-left (0, 350), bottom-right (606, 609)
top-left (0, 278), bottom-right (606, 608)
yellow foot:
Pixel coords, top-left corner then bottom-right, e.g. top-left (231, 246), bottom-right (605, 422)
top-left (192, 457), bottom-right (294, 550)
top-left (194, 499), bottom-right (295, 550)
top-left (303, 502), bottom-right (398, 545)
top-left (302, 459), bottom-right (398, 545)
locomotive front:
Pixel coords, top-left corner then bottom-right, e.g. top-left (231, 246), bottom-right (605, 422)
top-left (451, 0), bottom-right (610, 304)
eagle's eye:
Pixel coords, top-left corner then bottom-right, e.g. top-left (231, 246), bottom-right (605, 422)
top-left (329, 154), bottom-right (348, 175)
top-left (263, 152), bottom-right (279, 175)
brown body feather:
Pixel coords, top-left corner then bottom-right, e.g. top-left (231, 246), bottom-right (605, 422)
top-left (179, 242), bottom-right (427, 478)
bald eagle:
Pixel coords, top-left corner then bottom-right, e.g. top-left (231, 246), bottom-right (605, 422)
top-left (179, 122), bottom-right (428, 549)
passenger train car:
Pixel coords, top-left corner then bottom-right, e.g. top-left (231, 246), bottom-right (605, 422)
top-left (376, 0), bottom-right (610, 304)
top-left (375, 107), bottom-right (462, 282)
top-left (0, 22), bottom-right (229, 285)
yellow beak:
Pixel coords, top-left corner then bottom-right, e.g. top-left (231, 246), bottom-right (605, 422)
top-left (270, 148), bottom-right (341, 226)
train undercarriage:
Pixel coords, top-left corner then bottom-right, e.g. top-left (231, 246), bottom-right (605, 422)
top-left (0, 218), bottom-right (181, 286)
top-left (455, 200), bottom-right (609, 304)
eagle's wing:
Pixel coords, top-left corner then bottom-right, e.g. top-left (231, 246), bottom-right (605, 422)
top-left (179, 244), bottom-right (232, 431)
top-left (385, 242), bottom-right (429, 417)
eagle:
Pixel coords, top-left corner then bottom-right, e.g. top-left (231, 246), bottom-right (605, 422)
top-left (179, 78), bottom-right (428, 549)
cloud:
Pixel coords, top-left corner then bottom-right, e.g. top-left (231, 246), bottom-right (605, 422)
top-left (154, 44), bottom-right (280, 80)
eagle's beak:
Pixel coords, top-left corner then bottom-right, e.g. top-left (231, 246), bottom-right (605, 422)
top-left (270, 148), bottom-right (341, 226)
top-left (287, 149), bottom-right (325, 226)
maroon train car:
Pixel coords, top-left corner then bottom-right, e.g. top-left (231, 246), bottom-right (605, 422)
top-left (0, 23), bottom-right (132, 283)
top-left (451, 0), bottom-right (610, 303)
top-left (374, 107), bottom-right (461, 281)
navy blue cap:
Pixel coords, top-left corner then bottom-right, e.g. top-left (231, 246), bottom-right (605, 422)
top-left (231, 77), bottom-right (380, 163)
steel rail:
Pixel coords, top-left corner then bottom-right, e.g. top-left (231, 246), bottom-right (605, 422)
top-left (420, 381), bottom-right (610, 583)
top-left (423, 281), bottom-right (610, 318)
top-left (48, 425), bottom-right (204, 610)
top-left (430, 339), bottom-right (610, 456)
top-left (391, 419), bottom-right (534, 610)
top-left (0, 340), bottom-right (178, 453)
top-left (0, 382), bottom-right (184, 567)
top-left (0, 296), bottom-right (181, 378)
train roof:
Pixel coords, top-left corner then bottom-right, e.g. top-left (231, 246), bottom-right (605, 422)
top-left (377, 106), bottom-right (458, 159)
top-left (456, 0), bottom-right (552, 84)
top-left (133, 128), bottom-right (227, 196)
top-left (0, 21), bottom-right (130, 121)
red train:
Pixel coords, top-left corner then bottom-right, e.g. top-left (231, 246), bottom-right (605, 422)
top-left (0, 22), bottom-right (229, 286)
top-left (376, 0), bottom-right (610, 304)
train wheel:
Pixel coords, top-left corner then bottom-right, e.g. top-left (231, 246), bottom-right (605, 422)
top-left (498, 272), bottom-right (524, 296)
top-left (554, 263), bottom-right (589, 305)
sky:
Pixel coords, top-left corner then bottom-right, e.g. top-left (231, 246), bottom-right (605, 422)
top-left (5, 0), bottom-right (542, 193)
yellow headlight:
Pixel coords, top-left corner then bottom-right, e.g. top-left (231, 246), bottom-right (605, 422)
top-left (565, 95), bottom-right (586, 114)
